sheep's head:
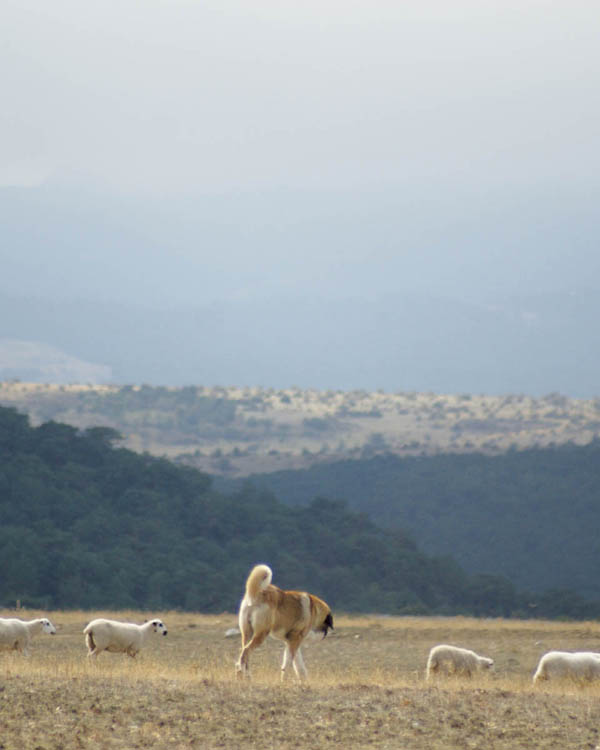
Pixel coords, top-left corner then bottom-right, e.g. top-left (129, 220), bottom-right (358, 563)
top-left (482, 658), bottom-right (494, 670)
top-left (41, 618), bottom-right (56, 635)
top-left (151, 619), bottom-right (168, 636)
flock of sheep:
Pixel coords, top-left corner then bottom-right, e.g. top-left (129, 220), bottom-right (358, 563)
top-left (425, 644), bottom-right (600, 684)
top-left (0, 616), bottom-right (167, 659)
top-left (3, 613), bottom-right (600, 686)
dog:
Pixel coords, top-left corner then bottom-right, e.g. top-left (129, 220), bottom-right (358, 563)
top-left (235, 563), bottom-right (333, 680)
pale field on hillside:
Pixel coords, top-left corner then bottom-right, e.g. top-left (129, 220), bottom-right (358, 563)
top-left (2, 381), bottom-right (599, 476)
top-left (3, 610), bottom-right (600, 748)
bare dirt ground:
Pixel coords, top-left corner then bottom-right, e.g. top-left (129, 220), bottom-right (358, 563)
top-left (3, 610), bottom-right (600, 749)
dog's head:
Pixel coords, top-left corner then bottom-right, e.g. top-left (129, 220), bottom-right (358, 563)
top-left (318, 611), bottom-right (334, 639)
top-left (309, 594), bottom-right (333, 639)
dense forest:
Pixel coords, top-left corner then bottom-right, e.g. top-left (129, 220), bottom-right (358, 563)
top-left (1, 405), bottom-right (595, 618)
top-left (220, 445), bottom-right (600, 602)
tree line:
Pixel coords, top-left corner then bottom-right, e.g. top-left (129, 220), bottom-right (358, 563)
top-left (221, 444), bottom-right (600, 604)
top-left (0, 406), bottom-right (597, 618)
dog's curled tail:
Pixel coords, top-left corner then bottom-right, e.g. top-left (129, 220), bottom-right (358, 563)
top-left (246, 564), bottom-right (273, 601)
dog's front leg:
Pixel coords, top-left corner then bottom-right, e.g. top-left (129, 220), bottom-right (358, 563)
top-left (292, 645), bottom-right (307, 681)
top-left (280, 643), bottom-right (292, 681)
top-left (282, 637), bottom-right (307, 681)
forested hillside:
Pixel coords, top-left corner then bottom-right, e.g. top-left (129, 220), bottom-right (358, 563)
top-left (0, 407), bottom-right (495, 615)
top-left (1, 406), bottom-right (595, 618)
top-left (221, 445), bottom-right (600, 602)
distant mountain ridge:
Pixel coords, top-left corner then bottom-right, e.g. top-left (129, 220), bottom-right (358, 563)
top-left (0, 339), bottom-right (112, 384)
top-left (1, 288), bottom-right (600, 397)
top-left (1, 182), bottom-right (599, 397)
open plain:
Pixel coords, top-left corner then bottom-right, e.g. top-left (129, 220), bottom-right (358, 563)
top-left (2, 610), bottom-right (600, 748)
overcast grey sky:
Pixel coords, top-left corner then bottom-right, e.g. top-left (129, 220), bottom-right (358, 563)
top-left (2, 1), bottom-right (600, 306)
top-left (2, 1), bottom-right (600, 393)
top-left (4, 0), bottom-right (599, 194)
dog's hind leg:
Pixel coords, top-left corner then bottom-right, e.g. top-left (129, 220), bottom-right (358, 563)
top-left (235, 599), bottom-right (254, 677)
top-left (236, 630), bottom-right (269, 678)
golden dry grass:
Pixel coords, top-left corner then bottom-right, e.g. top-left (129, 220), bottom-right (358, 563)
top-left (3, 610), bottom-right (600, 748)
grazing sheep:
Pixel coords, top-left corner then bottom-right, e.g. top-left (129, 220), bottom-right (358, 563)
top-left (533, 651), bottom-right (600, 684)
top-left (0, 617), bottom-right (56, 655)
top-left (426, 644), bottom-right (494, 679)
top-left (83, 618), bottom-right (167, 658)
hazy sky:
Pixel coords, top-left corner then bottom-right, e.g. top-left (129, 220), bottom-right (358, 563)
top-left (2, 1), bottom-right (600, 393)
top-left (4, 0), bottom-right (599, 191)
top-left (2, 0), bottom-right (600, 306)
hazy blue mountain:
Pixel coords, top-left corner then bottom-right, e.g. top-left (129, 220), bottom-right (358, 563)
top-left (2, 183), bottom-right (599, 396)
top-left (2, 288), bottom-right (599, 396)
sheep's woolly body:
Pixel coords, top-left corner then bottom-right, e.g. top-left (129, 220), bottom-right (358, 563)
top-left (0, 617), bottom-right (56, 655)
top-left (426, 644), bottom-right (494, 679)
top-left (83, 618), bottom-right (167, 657)
top-left (533, 651), bottom-right (600, 683)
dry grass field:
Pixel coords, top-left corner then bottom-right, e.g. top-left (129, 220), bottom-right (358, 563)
top-left (3, 610), bottom-right (600, 749)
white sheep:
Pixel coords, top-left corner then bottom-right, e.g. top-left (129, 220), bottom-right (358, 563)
top-left (426, 644), bottom-right (494, 679)
top-left (533, 651), bottom-right (600, 684)
top-left (0, 617), bottom-right (57, 655)
top-left (83, 618), bottom-right (167, 658)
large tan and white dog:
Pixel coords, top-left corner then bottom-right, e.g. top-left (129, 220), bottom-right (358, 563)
top-left (235, 564), bottom-right (333, 680)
